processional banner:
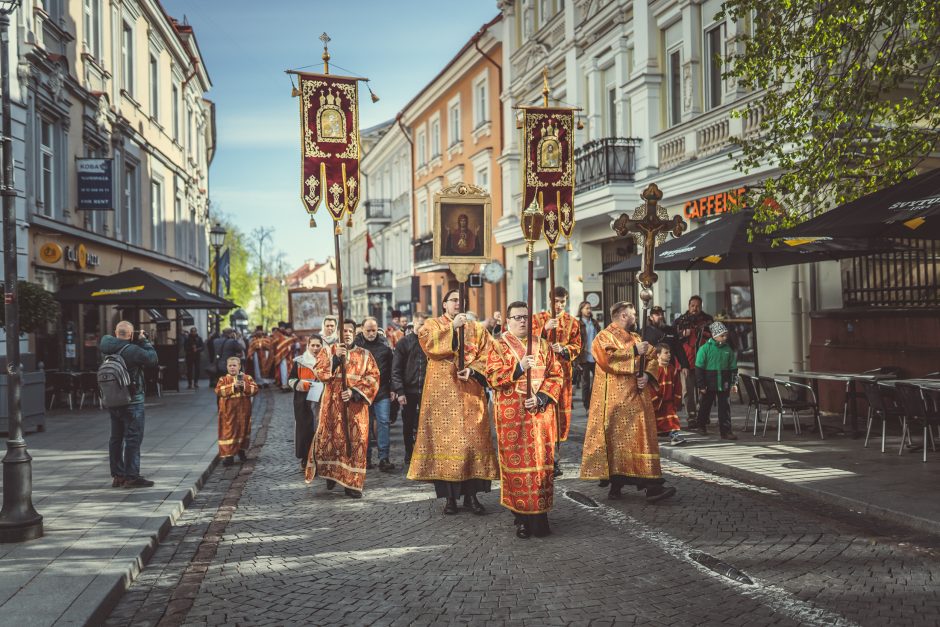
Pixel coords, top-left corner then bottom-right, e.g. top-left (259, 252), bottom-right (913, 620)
top-left (522, 107), bottom-right (575, 247)
top-left (298, 73), bottom-right (361, 224)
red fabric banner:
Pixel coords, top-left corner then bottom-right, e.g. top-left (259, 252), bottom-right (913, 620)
top-left (522, 108), bottom-right (575, 247)
top-left (298, 73), bottom-right (361, 223)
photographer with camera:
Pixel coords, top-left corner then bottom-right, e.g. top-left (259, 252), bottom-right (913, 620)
top-left (99, 321), bottom-right (159, 488)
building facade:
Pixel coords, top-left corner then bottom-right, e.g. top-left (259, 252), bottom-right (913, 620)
top-left (22, 0), bottom-right (214, 370)
top-left (401, 16), bottom-right (506, 321)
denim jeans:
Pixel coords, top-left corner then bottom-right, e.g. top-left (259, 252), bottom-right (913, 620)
top-left (109, 402), bottom-right (145, 479)
top-left (367, 397), bottom-right (391, 461)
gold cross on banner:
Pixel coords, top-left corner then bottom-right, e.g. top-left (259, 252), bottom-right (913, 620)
top-left (611, 183), bottom-right (687, 289)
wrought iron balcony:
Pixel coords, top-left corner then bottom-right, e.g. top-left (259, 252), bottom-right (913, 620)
top-left (413, 234), bottom-right (434, 265)
top-left (574, 137), bottom-right (641, 193)
top-left (365, 268), bottom-right (391, 289)
top-left (364, 199), bottom-right (391, 222)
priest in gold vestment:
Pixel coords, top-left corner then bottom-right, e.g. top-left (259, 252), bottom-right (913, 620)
top-left (486, 301), bottom-right (564, 539)
top-left (407, 289), bottom-right (499, 515)
top-left (580, 301), bottom-right (677, 503)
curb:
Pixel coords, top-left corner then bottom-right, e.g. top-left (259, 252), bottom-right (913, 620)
top-left (659, 445), bottom-right (940, 537)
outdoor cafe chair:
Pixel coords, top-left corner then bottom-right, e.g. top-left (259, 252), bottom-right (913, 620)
top-left (777, 378), bottom-right (824, 440)
top-left (758, 377), bottom-right (799, 441)
top-left (740, 374), bottom-right (767, 435)
top-left (76, 371), bottom-right (101, 410)
top-left (861, 380), bottom-right (905, 453)
top-left (921, 387), bottom-right (940, 443)
top-left (894, 383), bottom-right (937, 462)
top-left (842, 367), bottom-right (903, 425)
top-left (47, 371), bottom-right (75, 411)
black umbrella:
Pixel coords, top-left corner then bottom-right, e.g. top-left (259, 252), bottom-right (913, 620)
top-left (55, 267), bottom-right (235, 309)
top-left (779, 168), bottom-right (940, 239)
top-left (603, 211), bottom-right (904, 377)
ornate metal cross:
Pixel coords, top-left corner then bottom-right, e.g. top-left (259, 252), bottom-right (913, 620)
top-left (611, 183), bottom-right (687, 290)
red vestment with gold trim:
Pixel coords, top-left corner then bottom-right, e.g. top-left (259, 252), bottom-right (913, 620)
top-left (215, 373), bottom-right (259, 457)
top-left (531, 310), bottom-right (581, 441)
top-left (651, 362), bottom-right (682, 433)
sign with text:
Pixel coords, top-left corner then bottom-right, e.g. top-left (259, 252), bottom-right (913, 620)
top-left (76, 158), bottom-right (114, 211)
top-left (683, 187), bottom-right (746, 221)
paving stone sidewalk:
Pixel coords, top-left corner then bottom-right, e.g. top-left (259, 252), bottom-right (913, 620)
top-left (111, 391), bottom-right (940, 626)
top-left (0, 384), bottom-right (265, 626)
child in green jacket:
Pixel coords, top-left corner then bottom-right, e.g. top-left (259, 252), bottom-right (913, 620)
top-left (694, 321), bottom-right (739, 439)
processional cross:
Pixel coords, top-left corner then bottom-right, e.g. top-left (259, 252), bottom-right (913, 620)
top-left (611, 182), bottom-right (687, 322)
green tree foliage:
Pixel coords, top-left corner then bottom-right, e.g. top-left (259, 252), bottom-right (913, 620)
top-left (214, 213), bottom-right (255, 318)
top-left (719, 0), bottom-right (940, 230)
top-left (0, 281), bottom-right (60, 334)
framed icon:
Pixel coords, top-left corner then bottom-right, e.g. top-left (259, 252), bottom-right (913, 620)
top-left (433, 182), bottom-right (492, 265)
top-left (288, 287), bottom-right (333, 335)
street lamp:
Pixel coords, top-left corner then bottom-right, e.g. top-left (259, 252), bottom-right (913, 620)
top-left (209, 223), bottom-right (227, 335)
top-left (0, 0), bottom-right (42, 544)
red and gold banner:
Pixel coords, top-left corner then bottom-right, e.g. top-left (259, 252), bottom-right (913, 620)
top-left (298, 73), bottom-right (361, 223)
top-left (522, 107), bottom-right (575, 247)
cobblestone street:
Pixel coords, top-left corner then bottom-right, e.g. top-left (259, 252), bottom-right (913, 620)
top-left (108, 391), bottom-right (940, 626)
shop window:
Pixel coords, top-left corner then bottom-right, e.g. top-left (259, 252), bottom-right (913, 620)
top-left (843, 238), bottom-right (940, 308)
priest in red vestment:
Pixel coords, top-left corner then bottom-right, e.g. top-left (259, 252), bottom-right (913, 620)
top-left (486, 300), bottom-right (564, 539)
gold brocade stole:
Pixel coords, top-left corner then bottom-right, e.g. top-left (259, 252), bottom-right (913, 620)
top-left (503, 333), bottom-right (546, 395)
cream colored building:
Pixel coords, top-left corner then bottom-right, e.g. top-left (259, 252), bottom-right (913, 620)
top-left (21, 0), bottom-right (215, 371)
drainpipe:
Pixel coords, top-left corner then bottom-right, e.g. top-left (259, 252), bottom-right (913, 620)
top-left (791, 266), bottom-right (804, 372)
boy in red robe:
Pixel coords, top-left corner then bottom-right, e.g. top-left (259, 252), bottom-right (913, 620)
top-left (650, 344), bottom-right (686, 446)
top-left (215, 356), bottom-right (260, 466)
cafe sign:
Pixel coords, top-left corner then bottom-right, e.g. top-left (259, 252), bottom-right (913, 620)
top-left (64, 244), bottom-right (100, 269)
top-left (39, 242), bottom-right (63, 264)
top-left (684, 187), bottom-right (746, 221)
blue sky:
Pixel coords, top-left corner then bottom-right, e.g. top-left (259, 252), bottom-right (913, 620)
top-left (160, 0), bottom-right (499, 270)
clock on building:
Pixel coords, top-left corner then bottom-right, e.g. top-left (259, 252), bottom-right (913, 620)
top-left (481, 261), bottom-right (505, 284)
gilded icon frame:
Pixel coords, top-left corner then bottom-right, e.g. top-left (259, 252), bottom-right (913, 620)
top-left (432, 182), bottom-right (492, 266)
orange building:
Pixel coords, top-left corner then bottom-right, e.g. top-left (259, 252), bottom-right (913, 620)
top-left (400, 16), bottom-right (505, 320)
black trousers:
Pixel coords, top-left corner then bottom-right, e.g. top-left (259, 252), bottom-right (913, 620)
top-left (580, 362), bottom-right (596, 408)
top-left (294, 398), bottom-right (319, 462)
top-left (186, 355), bottom-right (200, 386)
top-left (610, 474), bottom-right (665, 491)
top-left (401, 392), bottom-right (421, 461)
top-left (697, 389), bottom-right (732, 434)
top-left (433, 478), bottom-right (491, 500)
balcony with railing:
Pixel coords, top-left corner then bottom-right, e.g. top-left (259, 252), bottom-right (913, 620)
top-left (363, 199), bottom-right (391, 223)
top-left (574, 137), bottom-right (641, 193)
top-left (365, 268), bottom-right (392, 290)
top-left (413, 233), bottom-right (434, 266)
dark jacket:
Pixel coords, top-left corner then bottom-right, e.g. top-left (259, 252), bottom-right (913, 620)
top-left (577, 315), bottom-right (601, 364)
top-left (99, 335), bottom-right (158, 405)
top-left (183, 334), bottom-right (204, 358)
top-left (642, 322), bottom-right (691, 370)
top-left (391, 332), bottom-right (427, 396)
top-left (212, 335), bottom-right (244, 369)
top-left (694, 338), bottom-right (738, 392)
top-left (355, 335), bottom-right (393, 398)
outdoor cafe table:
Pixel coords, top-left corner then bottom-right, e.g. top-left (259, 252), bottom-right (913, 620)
top-left (774, 371), bottom-right (897, 437)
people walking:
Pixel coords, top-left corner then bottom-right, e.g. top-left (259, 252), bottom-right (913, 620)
top-left (580, 301), bottom-right (676, 503)
top-left (577, 301), bottom-right (601, 409)
top-left (650, 343), bottom-right (686, 446)
top-left (289, 335), bottom-right (324, 471)
top-left (183, 327), bottom-right (205, 389)
top-left (391, 313), bottom-right (428, 466)
top-left (407, 289), bottom-right (498, 515)
top-left (356, 317), bottom-right (396, 472)
top-left (694, 321), bottom-right (739, 440)
top-left (675, 296), bottom-right (714, 427)
top-left (99, 321), bottom-right (159, 488)
top-left (215, 357), bottom-right (259, 466)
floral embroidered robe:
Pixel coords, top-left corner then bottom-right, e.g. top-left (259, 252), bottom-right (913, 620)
top-left (215, 373), bottom-right (259, 457)
top-left (580, 324), bottom-right (663, 482)
top-left (247, 336), bottom-right (275, 382)
top-left (531, 310), bottom-right (582, 441)
top-left (407, 315), bottom-right (499, 484)
top-left (651, 362), bottom-right (682, 433)
top-left (485, 332), bottom-right (564, 515)
top-left (305, 344), bottom-right (379, 490)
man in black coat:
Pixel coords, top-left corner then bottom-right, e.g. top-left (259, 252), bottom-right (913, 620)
top-left (356, 317), bottom-right (395, 472)
top-left (642, 306), bottom-right (690, 371)
top-left (183, 327), bottom-right (205, 389)
top-left (391, 313), bottom-right (428, 465)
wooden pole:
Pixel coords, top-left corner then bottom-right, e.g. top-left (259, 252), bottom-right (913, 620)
top-left (548, 246), bottom-right (557, 344)
top-left (526, 243), bottom-right (535, 404)
top-left (333, 225), bottom-right (352, 457)
top-left (458, 281), bottom-right (467, 370)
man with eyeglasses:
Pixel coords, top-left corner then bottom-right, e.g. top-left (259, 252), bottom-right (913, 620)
top-left (531, 286), bottom-right (582, 477)
top-left (580, 301), bottom-right (677, 503)
top-left (407, 289), bottom-right (499, 515)
top-left (485, 301), bottom-right (563, 539)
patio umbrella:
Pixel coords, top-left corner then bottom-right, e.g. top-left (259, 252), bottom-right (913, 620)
top-left (779, 168), bottom-right (940, 239)
top-left (55, 267), bottom-right (236, 309)
top-left (602, 211), bottom-right (905, 377)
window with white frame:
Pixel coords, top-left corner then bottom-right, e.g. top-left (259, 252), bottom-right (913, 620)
top-left (448, 100), bottom-right (461, 146)
top-left (149, 54), bottom-right (159, 120)
top-left (473, 75), bottom-right (488, 127)
top-left (123, 162), bottom-right (141, 245)
top-left (187, 106), bottom-right (193, 156)
top-left (174, 181), bottom-right (183, 258)
top-left (171, 82), bottom-right (180, 141)
top-left (417, 198), bottom-right (428, 235)
top-left (416, 128), bottom-right (427, 165)
top-left (39, 120), bottom-right (55, 218)
top-left (607, 85), bottom-right (618, 137)
top-left (151, 179), bottom-right (165, 253)
top-left (189, 205), bottom-right (198, 263)
top-left (122, 21), bottom-right (134, 96)
top-left (705, 24), bottom-right (724, 110)
top-left (539, 0), bottom-right (550, 25)
top-left (668, 49), bottom-right (682, 127)
top-left (430, 118), bottom-right (441, 158)
top-left (475, 164), bottom-right (489, 192)
top-left (83, 0), bottom-right (102, 59)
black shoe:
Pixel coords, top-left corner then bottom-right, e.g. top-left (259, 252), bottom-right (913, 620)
top-left (366, 459), bottom-right (375, 470)
top-left (378, 458), bottom-right (396, 473)
top-left (646, 486), bottom-right (677, 503)
top-left (515, 523), bottom-right (531, 539)
top-left (237, 450), bottom-right (248, 462)
top-left (463, 494), bottom-right (485, 515)
top-left (598, 479), bottom-right (610, 488)
top-left (608, 485), bottom-right (623, 500)
top-left (443, 498), bottom-right (459, 515)
top-left (125, 476), bottom-right (155, 488)
top-left (553, 460), bottom-right (563, 478)
top-left (697, 425), bottom-right (709, 435)
top-left (222, 456), bottom-right (234, 467)
top-left (111, 476), bottom-right (125, 488)
top-left (325, 479), bottom-right (336, 490)
top-left (720, 432), bottom-right (738, 441)
top-left (344, 488), bottom-right (362, 499)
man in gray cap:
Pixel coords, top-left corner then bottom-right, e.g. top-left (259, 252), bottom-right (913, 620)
top-left (693, 320), bottom-right (739, 439)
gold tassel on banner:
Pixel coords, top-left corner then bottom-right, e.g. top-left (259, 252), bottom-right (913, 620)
top-left (309, 216), bottom-right (317, 228)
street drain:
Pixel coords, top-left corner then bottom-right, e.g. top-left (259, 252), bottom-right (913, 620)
top-left (688, 551), bottom-right (755, 586)
top-left (565, 491), bottom-right (599, 508)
